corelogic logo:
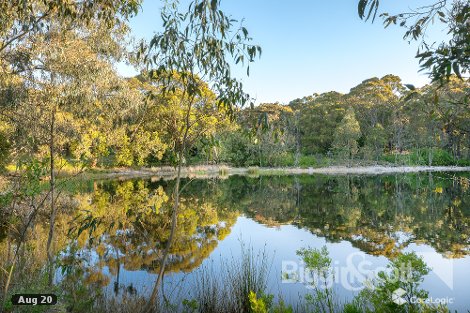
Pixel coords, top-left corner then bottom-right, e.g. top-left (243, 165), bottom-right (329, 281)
top-left (391, 288), bottom-right (455, 306)
top-left (392, 288), bottom-right (407, 305)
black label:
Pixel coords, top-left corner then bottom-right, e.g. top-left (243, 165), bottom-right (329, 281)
top-left (11, 294), bottom-right (57, 306)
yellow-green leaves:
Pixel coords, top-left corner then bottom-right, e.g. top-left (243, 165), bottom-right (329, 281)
top-left (332, 107), bottom-right (362, 160)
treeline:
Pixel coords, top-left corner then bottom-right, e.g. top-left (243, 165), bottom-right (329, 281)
top-left (0, 4), bottom-right (468, 171)
top-left (0, 0), bottom-right (231, 172)
top-left (217, 75), bottom-right (470, 167)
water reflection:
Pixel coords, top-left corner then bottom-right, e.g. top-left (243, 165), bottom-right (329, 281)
top-left (68, 180), bottom-right (239, 277)
top-left (3, 172), bottom-right (469, 310)
top-left (176, 173), bottom-right (469, 258)
top-left (65, 173), bottom-right (470, 289)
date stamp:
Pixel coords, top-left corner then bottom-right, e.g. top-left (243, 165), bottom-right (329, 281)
top-left (11, 294), bottom-right (57, 306)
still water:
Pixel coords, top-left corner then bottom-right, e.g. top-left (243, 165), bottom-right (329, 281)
top-left (59, 172), bottom-right (470, 311)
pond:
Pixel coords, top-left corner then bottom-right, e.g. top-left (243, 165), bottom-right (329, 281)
top-left (0, 172), bottom-right (470, 312)
top-left (4, 172), bottom-right (470, 311)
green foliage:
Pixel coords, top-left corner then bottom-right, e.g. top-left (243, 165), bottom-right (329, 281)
top-left (206, 78), bottom-right (469, 167)
top-left (381, 148), bottom-right (463, 166)
top-left (143, 0), bottom-right (261, 116)
top-left (225, 103), bottom-right (295, 167)
top-left (358, 0), bottom-right (469, 82)
top-left (362, 123), bottom-right (387, 161)
top-left (297, 246), bottom-right (331, 273)
top-left (135, 0), bottom-right (261, 173)
top-left (296, 246), bottom-right (335, 313)
top-left (249, 291), bottom-right (269, 313)
top-left (3, 60), bottom-right (468, 170)
top-left (425, 149), bottom-right (454, 166)
top-left (0, 131), bottom-right (10, 170)
top-left (298, 155), bottom-right (319, 168)
top-left (358, 252), bottom-right (431, 313)
top-left (182, 298), bottom-right (199, 313)
top-left (332, 107), bottom-right (362, 161)
top-left (342, 301), bottom-right (364, 313)
top-left (456, 158), bottom-right (470, 166)
top-left (249, 291), bottom-right (293, 313)
top-left (0, 1), bottom-right (468, 173)
top-left (218, 131), bottom-right (255, 166)
top-left (20, 159), bottom-right (49, 197)
top-left (298, 92), bottom-right (345, 155)
top-left (272, 153), bottom-right (296, 167)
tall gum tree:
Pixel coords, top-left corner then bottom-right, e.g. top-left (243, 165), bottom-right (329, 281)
top-left (332, 107), bottom-right (362, 164)
top-left (0, 0), bottom-right (142, 289)
top-left (140, 0), bottom-right (261, 310)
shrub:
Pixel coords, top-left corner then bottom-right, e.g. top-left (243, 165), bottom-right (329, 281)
top-left (298, 155), bottom-right (317, 168)
top-left (430, 149), bottom-right (455, 166)
top-left (358, 252), bottom-right (431, 313)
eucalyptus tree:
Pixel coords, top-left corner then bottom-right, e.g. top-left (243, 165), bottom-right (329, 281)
top-left (357, 1), bottom-right (469, 161)
top-left (0, 0), bottom-right (142, 288)
top-left (0, 128), bottom-right (9, 170)
top-left (296, 91), bottom-right (345, 155)
top-left (1, 0), bottom-right (141, 157)
top-left (358, 0), bottom-right (469, 81)
top-left (348, 76), bottom-right (402, 130)
top-left (0, 1), bottom-right (139, 44)
top-left (332, 107), bottom-right (362, 164)
top-left (27, 25), bottom-right (137, 272)
top-left (145, 73), bottom-right (230, 165)
top-left (415, 77), bottom-right (470, 160)
top-left (74, 76), bottom-right (168, 168)
top-left (235, 103), bottom-right (295, 166)
top-left (140, 0), bottom-right (260, 309)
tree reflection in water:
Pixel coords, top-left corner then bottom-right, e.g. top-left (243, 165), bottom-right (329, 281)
top-left (1, 172), bottom-right (469, 309)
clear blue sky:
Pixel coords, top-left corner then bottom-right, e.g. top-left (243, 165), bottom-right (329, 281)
top-left (117, 0), bottom-right (447, 104)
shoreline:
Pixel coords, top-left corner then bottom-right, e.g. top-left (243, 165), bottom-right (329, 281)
top-left (73, 165), bottom-right (470, 180)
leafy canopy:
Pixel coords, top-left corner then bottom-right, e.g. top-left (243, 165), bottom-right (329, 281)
top-left (141, 0), bottom-right (261, 117)
top-left (358, 0), bottom-right (469, 82)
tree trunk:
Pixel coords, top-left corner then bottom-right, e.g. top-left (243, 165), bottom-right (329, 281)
top-left (428, 147), bottom-right (433, 166)
top-left (46, 107), bottom-right (56, 286)
top-left (145, 152), bottom-right (183, 313)
top-left (145, 90), bottom-right (193, 313)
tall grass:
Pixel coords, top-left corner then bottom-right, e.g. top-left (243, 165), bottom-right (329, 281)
top-left (192, 244), bottom-right (270, 313)
top-left (86, 245), bottom-right (272, 313)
